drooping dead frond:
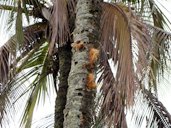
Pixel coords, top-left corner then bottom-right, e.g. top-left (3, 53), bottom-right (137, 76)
top-left (100, 1), bottom-right (136, 105)
top-left (49, 0), bottom-right (70, 55)
top-left (98, 2), bottom-right (137, 127)
top-left (97, 50), bottom-right (128, 127)
top-left (101, 3), bottom-right (135, 105)
top-left (67, 0), bottom-right (77, 12)
top-left (146, 24), bottom-right (171, 91)
top-left (143, 0), bottom-right (170, 92)
top-left (119, 0), bottom-right (171, 93)
top-left (97, 1), bottom-right (159, 126)
top-left (0, 36), bottom-right (16, 85)
top-left (130, 89), bottom-right (171, 128)
top-left (145, 90), bottom-right (171, 127)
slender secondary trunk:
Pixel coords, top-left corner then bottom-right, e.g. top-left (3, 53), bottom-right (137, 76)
top-left (54, 45), bottom-right (72, 128)
top-left (64, 0), bottom-right (101, 128)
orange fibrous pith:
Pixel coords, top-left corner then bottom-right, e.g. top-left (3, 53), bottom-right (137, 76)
top-left (88, 47), bottom-right (99, 69)
top-left (71, 41), bottom-right (85, 51)
top-left (87, 73), bottom-right (96, 89)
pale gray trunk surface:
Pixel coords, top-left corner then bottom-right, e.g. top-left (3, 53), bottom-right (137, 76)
top-left (64, 0), bottom-right (101, 128)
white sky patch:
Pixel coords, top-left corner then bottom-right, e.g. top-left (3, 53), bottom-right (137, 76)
top-left (0, 11), bottom-right (12, 47)
top-left (153, 0), bottom-right (171, 114)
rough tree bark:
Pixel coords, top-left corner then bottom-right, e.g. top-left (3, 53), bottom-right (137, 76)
top-left (54, 45), bottom-right (72, 128)
top-left (64, 0), bottom-right (102, 128)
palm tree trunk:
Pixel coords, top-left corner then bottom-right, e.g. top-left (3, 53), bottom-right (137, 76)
top-left (54, 45), bottom-right (72, 128)
top-left (64, 0), bottom-right (101, 128)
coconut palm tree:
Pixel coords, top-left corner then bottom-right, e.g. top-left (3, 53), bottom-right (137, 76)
top-left (0, 0), bottom-right (171, 128)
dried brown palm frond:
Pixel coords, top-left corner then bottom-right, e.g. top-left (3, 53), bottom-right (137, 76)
top-left (0, 36), bottom-right (16, 86)
top-left (121, 0), bottom-right (171, 91)
top-left (127, 9), bottom-right (152, 83)
top-left (145, 89), bottom-right (171, 127)
top-left (101, 3), bottom-right (138, 105)
top-left (120, 0), bottom-right (171, 92)
top-left (129, 89), bottom-right (171, 128)
top-left (147, 24), bottom-right (171, 92)
top-left (98, 1), bottom-right (171, 126)
top-left (97, 1), bottom-right (160, 126)
top-left (49, 0), bottom-right (69, 54)
top-left (97, 46), bottom-right (127, 127)
top-left (67, 0), bottom-right (77, 11)
top-left (147, 0), bottom-right (171, 92)
top-left (105, 1), bottom-right (171, 93)
top-left (100, 1), bottom-right (137, 105)
top-left (48, 0), bottom-right (77, 54)
top-left (98, 2), bottom-right (137, 127)
top-left (130, 0), bottom-right (171, 91)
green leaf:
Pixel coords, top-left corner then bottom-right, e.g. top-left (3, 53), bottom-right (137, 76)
top-left (16, 0), bottom-right (24, 44)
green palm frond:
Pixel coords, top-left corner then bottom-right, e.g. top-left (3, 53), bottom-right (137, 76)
top-left (0, 22), bottom-right (47, 126)
top-left (20, 42), bottom-right (49, 127)
top-left (0, 85), bottom-right (11, 127)
top-left (16, 0), bottom-right (24, 44)
top-left (11, 39), bottom-right (58, 128)
top-left (0, 22), bottom-right (47, 85)
top-left (1, 41), bottom-right (57, 128)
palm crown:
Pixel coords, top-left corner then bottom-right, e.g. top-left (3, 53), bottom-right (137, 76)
top-left (0, 0), bottom-right (171, 127)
